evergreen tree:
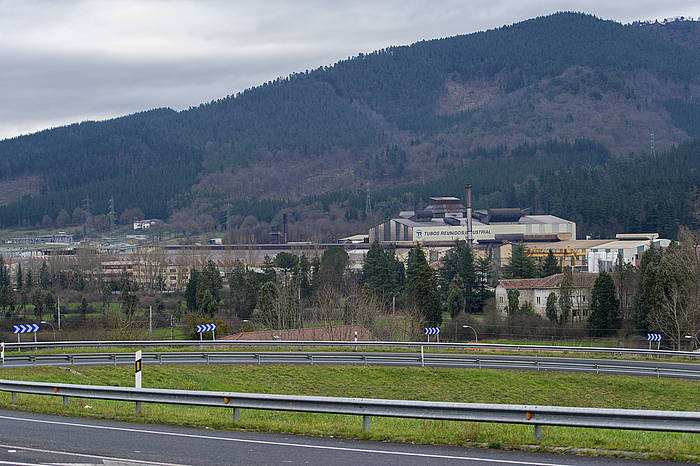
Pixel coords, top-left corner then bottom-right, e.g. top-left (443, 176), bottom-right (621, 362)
top-left (505, 244), bottom-right (538, 278)
top-left (297, 255), bottom-right (313, 299)
top-left (184, 268), bottom-right (199, 312)
top-left (25, 268), bottom-right (33, 289)
top-left (632, 245), bottom-right (663, 331)
top-left (15, 263), bottom-right (22, 291)
top-left (440, 241), bottom-right (485, 312)
top-left (0, 257), bottom-right (7, 288)
top-left (261, 256), bottom-right (277, 284)
top-left (39, 261), bottom-right (50, 290)
top-left (362, 241), bottom-right (391, 293)
top-left (79, 296), bottom-right (89, 319)
top-left (228, 262), bottom-right (259, 319)
top-left (316, 247), bottom-right (349, 290)
top-left (588, 271), bottom-right (621, 337)
top-left (200, 260), bottom-right (223, 301)
top-left (31, 289), bottom-right (43, 320)
top-left (541, 250), bottom-right (560, 277)
top-left (558, 267), bottom-right (573, 325)
top-left (446, 276), bottom-right (465, 318)
top-left (545, 292), bottom-right (558, 322)
top-left (406, 244), bottom-right (442, 326)
top-left (506, 289), bottom-right (520, 314)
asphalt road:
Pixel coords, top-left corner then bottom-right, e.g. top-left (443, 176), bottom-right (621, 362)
top-left (0, 409), bottom-right (681, 465)
top-left (3, 351), bottom-right (700, 378)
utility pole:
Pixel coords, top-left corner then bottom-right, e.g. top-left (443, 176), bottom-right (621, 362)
top-left (57, 295), bottom-right (61, 330)
top-left (149, 305), bottom-right (153, 338)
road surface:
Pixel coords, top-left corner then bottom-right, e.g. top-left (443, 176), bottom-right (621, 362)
top-left (0, 409), bottom-right (681, 465)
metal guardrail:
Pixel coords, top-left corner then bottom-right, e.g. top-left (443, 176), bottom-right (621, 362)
top-left (3, 340), bottom-right (700, 358)
top-left (1, 379), bottom-right (699, 441)
top-left (2, 351), bottom-right (700, 379)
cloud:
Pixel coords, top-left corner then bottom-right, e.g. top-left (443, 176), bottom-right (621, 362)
top-left (2, 0), bottom-right (700, 140)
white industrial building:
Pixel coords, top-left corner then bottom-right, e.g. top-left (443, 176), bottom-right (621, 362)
top-left (369, 197), bottom-right (576, 244)
top-left (586, 234), bottom-right (671, 273)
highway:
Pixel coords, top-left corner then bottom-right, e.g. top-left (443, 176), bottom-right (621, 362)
top-left (0, 409), bottom-right (679, 465)
top-left (3, 351), bottom-right (700, 378)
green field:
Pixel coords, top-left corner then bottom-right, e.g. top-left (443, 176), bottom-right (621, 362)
top-left (0, 364), bottom-right (698, 460)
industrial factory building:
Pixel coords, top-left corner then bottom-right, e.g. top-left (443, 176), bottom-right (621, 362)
top-left (369, 196), bottom-right (576, 244)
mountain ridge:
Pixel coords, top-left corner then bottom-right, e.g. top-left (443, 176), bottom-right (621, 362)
top-left (1, 12), bottom-right (700, 239)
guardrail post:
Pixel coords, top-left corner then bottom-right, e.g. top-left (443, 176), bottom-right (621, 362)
top-left (135, 402), bottom-right (142, 413)
top-left (233, 407), bottom-right (241, 422)
top-left (256, 353), bottom-right (260, 365)
top-left (534, 424), bottom-right (543, 441)
top-left (63, 396), bottom-right (69, 406)
top-left (362, 415), bottom-right (371, 432)
top-left (420, 346), bottom-right (424, 368)
top-left (11, 392), bottom-right (16, 403)
top-left (309, 355), bottom-right (314, 365)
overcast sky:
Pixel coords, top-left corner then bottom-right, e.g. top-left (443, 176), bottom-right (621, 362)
top-left (2, 0), bottom-right (700, 140)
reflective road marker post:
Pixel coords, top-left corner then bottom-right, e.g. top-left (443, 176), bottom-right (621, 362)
top-left (135, 350), bottom-right (142, 413)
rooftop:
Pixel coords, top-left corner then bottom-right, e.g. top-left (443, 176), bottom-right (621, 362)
top-left (498, 273), bottom-right (598, 290)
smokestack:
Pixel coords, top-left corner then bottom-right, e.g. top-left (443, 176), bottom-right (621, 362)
top-left (283, 213), bottom-right (288, 244)
top-left (465, 184), bottom-right (473, 246)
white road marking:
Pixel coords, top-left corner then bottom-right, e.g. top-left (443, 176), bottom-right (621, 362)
top-left (0, 414), bottom-right (571, 465)
top-left (0, 442), bottom-right (184, 465)
top-left (0, 461), bottom-right (42, 465)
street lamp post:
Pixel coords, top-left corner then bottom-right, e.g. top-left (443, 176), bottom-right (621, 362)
top-left (40, 320), bottom-right (56, 341)
top-left (462, 325), bottom-right (478, 343)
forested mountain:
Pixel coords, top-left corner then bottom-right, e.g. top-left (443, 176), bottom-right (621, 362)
top-left (1, 12), bottom-right (700, 239)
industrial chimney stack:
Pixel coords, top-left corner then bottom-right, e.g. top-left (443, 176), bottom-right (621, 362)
top-left (465, 184), bottom-right (473, 246)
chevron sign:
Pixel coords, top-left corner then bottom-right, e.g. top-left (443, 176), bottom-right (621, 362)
top-left (196, 323), bottom-right (217, 333)
top-left (423, 327), bottom-right (440, 336)
top-left (13, 324), bottom-right (39, 334)
top-left (647, 333), bottom-right (662, 342)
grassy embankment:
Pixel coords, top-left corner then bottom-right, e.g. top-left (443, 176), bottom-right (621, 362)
top-left (0, 364), bottom-right (698, 460)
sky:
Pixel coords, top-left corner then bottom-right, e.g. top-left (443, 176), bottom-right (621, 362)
top-left (2, 0), bottom-right (700, 140)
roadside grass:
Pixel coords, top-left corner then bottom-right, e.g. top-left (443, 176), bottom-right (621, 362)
top-left (0, 365), bottom-right (698, 460)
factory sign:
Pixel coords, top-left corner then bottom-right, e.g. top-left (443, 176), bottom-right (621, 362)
top-left (413, 226), bottom-right (493, 242)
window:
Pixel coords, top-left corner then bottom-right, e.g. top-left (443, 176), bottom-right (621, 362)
top-left (582, 295), bottom-right (586, 302)
top-left (536, 296), bottom-right (541, 305)
top-left (499, 296), bottom-right (504, 303)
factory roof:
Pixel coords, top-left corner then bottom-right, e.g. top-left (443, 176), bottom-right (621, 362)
top-left (391, 214), bottom-right (572, 228)
top-left (590, 239), bottom-right (670, 250)
top-left (525, 240), bottom-right (612, 250)
top-left (498, 273), bottom-right (598, 290)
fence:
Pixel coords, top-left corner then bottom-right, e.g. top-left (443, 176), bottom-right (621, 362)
top-left (1, 379), bottom-right (699, 441)
top-left (3, 340), bottom-right (700, 359)
top-left (2, 351), bottom-right (700, 379)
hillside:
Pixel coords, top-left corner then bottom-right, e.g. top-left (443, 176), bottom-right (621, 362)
top-left (1, 12), bottom-right (700, 239)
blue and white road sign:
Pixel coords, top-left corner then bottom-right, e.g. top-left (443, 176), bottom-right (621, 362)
top-left (647, 333), bottom-right (662, 342)
top-left (423, 327), bottom-right (440, 336)
top-left (13, 324), bottom-right (39, 334)
top-left (196, 323), bottom-right (217, 333)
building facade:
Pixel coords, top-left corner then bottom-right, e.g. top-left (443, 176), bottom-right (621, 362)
top-left (495, 273), bottom-right (598, 321)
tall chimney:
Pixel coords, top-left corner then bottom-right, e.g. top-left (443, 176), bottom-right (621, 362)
top-left (282, 213), bottom-right (288, 244)
top-left (465, 184), bottom-right (473, 246)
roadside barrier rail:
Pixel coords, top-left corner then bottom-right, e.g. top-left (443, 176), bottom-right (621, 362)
top-left (2, 351), bottom-right (700, 379)
top-left (0, 378), bottom-right (698, 441)
top-left (3, 340), bottom-right (700, 359)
